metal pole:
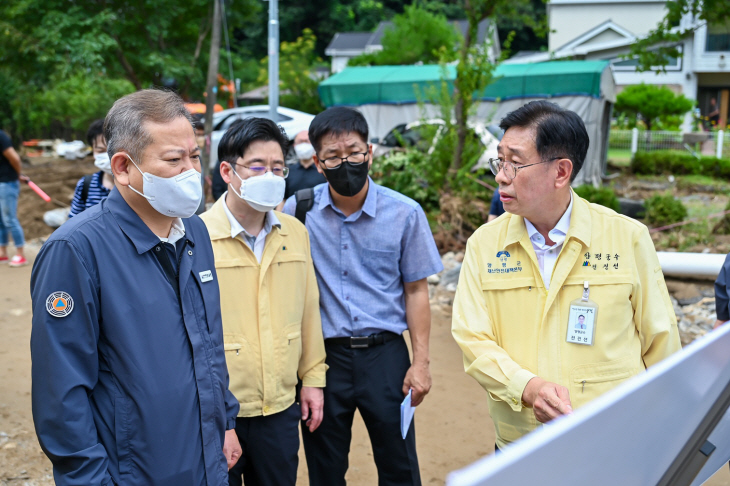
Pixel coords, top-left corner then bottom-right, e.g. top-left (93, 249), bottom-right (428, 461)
top-left (631, 127), bottom-right (639, 155)
top-left (268, 0), bottom-right (279, 121)
top-left (717, 130), bottom-right (724, 159)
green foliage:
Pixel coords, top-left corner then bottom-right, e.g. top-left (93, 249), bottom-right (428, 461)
top-left (348, 5), bottom-right (460, 66)
top-left (614, 84), bottom-right (694, 131)
top-left (713, 200), bottom-right (730, 235)
top-left (258, 29), bottom-right (325, 114)
top-left (34, 74), bottom-right (135, 139)
top-left (631, 150), bottom-right (730, 178)
top-left (629, 0), bottom-right (730, 71)
top-left (573, 185), bottom-right (621, 212)
top-left (0, 0), bottom-right (258, 138)
top-left (370, 150), bottom-right (440, 213)
top-left (644, 193), bottom-right (688, 227)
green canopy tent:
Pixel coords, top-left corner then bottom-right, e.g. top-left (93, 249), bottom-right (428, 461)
top-left (318, 61), bottom-right (616, 187)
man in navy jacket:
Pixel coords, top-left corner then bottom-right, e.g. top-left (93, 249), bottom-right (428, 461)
top-left (30, 89), bottom-right (241, 485)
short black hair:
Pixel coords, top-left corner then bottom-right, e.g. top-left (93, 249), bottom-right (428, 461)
top-left (499, 101), bottom-right (589, 182)
top-left (308, 107), bottom-right (368, 153)
top-left (217, 117), bottom-right (288, 164)
top-left (87, 119), bottom-right (105, 147)
top-left (579, 315), bottom-right (585, 318)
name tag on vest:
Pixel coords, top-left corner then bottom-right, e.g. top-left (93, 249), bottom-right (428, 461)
top-left (199, 270), bottom-right (214, 283)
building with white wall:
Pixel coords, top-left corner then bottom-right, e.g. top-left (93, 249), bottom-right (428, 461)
top-left (506, 0), bottom-right (730, 130)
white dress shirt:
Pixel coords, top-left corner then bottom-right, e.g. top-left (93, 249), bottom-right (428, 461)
top-left (222, 191), bottom-right (281, 263)
top-left (524, 193), bottom-right (573, 289)
top-left (158, 218), bottom-right (186, 247)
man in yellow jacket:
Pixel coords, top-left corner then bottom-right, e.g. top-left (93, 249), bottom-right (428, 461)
top-left (452, 101), bottom-right (681, 450)
top-left (201, 117), bottom-right (327, 485)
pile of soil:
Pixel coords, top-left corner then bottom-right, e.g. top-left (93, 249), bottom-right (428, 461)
top-left (18, 157), bottom-right (97, 240)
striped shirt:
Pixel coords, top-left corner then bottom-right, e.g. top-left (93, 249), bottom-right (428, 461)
top-left (68, 171), bottom-right (111, 218)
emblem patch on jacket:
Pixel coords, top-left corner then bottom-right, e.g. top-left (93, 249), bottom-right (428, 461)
top-left (46, 291), bottom-right (74, 317)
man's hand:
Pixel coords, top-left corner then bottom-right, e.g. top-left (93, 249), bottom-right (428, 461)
top-left (522, 377), bottom-right (573, 424)
top-left (19, 174), bottom-right (30, 183)
top-left (714, 320), bottom-right (726, 330)
top-left (222, 429), bottom-right (242, 470)
top-left (403, 361), bottom-right (431, 406)
top-left (300, 386), bottom-right (324, 432)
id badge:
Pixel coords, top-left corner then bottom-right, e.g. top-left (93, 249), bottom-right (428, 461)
top-left (566, 281), bottom-right (598, 346)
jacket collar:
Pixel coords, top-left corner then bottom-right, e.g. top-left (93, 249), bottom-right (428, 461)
top-left (503, 189), bottom-right (591, 249)
top-left (205, 195), bottom-right (288, 241)
top-left (107, 189), bottom-right (195, 255)
top-left (318, 177), bottom-right (378, 218)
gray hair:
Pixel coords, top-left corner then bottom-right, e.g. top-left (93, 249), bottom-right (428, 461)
top-left (104, 89), bottom-right (193, 162)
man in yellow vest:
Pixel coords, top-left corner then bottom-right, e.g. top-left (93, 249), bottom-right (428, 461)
top-left (201, 117), bottom-right (327, 485)
top-left (452, 101), bottom-right (681, 450)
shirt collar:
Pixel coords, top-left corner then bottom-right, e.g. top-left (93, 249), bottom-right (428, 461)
top-left (222, 190), bottom-right (281, 239)
top-left (158, 218), bottom-right (186, 246)
top-left (318, 176), bottom-right (378, 218)
top-left (524, 191), bottom-right (573, 247)
top-left (107, 189), bottom-right (193, 255)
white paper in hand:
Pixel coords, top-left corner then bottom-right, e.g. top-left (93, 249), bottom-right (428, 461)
top-left (400, 389), bottom-right (417, 439)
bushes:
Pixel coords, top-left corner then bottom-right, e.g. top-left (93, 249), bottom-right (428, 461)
top-left (573, 185), bottom-right (620, 212)
top-left (631, 151), bottom-right (730, 178)
top-left (644, 193), bottom-right (688, 226)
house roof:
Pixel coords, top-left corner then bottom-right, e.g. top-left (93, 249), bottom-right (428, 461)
top-left (325, 18), bottom-right (492, 56)
top-left (325, 32), bottom-right (375, 54)
top-left (504, 20), bottom-right (637, 64)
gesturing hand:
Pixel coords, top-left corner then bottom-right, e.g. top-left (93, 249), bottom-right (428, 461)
top-left (522, 377), bottom-right (573, 424)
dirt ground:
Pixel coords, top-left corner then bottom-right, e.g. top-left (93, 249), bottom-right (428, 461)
top-left (1, 157), bottom-right (730, 484)
top-left (1, 255), bottom-right (729, 485)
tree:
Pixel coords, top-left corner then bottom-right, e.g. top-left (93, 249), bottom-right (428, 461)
top-left (629, 0), bottom-right (730, 71)
top-left (614, 83), bottom-right (694, 131)
top-left (258, 29), bottom-right (326, 114)
top-left (0, 0), bottom-right (258, 139)
top-left (348, 4), bottom-right (461, 66)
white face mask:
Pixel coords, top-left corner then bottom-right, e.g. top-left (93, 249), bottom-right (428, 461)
top-left (126, 155), bottom-right (202, 218)
top-left (231, 170), bottom-right (285, 212)
top-left (294, 143), bottom-right (315, 161)
top-left (94, 152), bottom-right (112, 174)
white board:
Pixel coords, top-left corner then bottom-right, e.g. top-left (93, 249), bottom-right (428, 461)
top-left (447, 324), bottom-right (730, 486)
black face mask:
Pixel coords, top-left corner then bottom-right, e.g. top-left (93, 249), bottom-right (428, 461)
top-left (323, 160), bottom-right (370, 197)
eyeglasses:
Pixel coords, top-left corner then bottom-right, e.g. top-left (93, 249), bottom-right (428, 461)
top-left (231, 163), bottom-right (289, 179)
top-left (488, 157), bottom-right (564, 181)
top-left (319, 150), bottom-right (369, 169)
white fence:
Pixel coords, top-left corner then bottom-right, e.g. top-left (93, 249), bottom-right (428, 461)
top-left (609, 129), bottom-right (729, 158)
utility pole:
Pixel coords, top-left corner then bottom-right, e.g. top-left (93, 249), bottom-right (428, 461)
top-left (197, 0), bottom-right (221, 213)
top-left (268, 0), bottom-right (279, 121)
top-left (203, 0), bottom-right (222, 182)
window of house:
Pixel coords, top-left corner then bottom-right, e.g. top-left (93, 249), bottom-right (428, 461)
top-left (609, 46), bottom-right (682, 71)
top-left (706, 23), bottom-right (730, 52)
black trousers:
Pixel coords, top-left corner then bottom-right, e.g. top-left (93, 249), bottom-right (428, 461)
top-left (228, 402), bottom-right (300, 486)
top-left (302, 335), bottom-right (421, 486)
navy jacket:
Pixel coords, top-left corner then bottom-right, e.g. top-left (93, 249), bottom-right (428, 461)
top-left (30, 189), bottom-right (239, 486)
top-left (716, 253), bottom-right (730, 322)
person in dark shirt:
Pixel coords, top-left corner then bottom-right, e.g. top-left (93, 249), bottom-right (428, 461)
top-left (0, 130), bottom-right (27, 266)
top-left (68, 120), bottom-right (113, 217)
top-left (714, 253), bottom-right (730, 329)
top-left (283, 130), bottom-right (326, 200)
top-left (487, 188), bottom-right (505, 222)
